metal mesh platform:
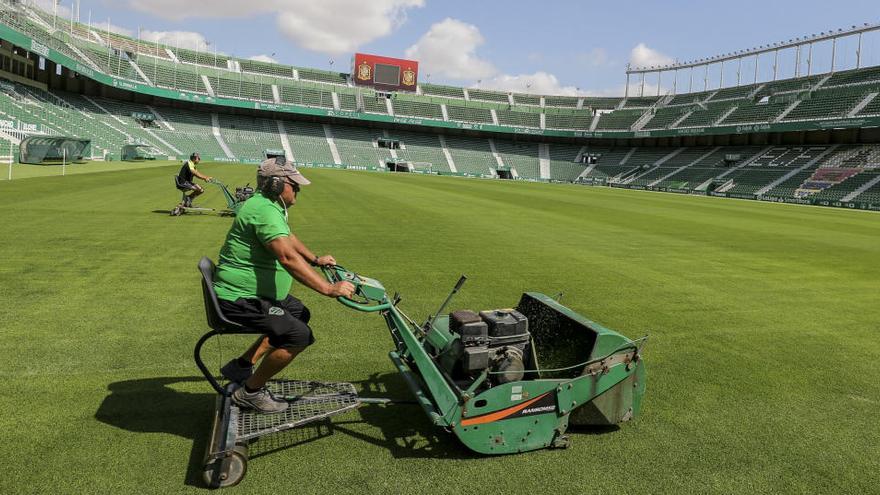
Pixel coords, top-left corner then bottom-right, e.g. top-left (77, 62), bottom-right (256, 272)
top-left (235, 380), bottom-right (359, 441)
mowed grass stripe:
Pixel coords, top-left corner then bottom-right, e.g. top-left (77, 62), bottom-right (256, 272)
top-left (0, 165), bottom-right (877, 494)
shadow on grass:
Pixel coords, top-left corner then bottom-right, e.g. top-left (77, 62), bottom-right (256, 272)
top-left (94, 377), bottom-right (215, 488)
top-left (95, 373), bottom-right (474, 488)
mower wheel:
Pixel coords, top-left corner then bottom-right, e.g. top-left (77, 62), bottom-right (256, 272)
top-left (202, 444), bottom-right (248, 488)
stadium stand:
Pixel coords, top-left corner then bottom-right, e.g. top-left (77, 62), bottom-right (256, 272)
top-left (496, 109), bottom-right (541, 128)
top-left (711, 84), bottom-right (760, 101)
top-left (668, 91), bottom-right (712, 106)
top-left (284, 121), bottom-right (336, 165)
top-left (362, 93), bottom-right (389, 114)
top-left (544, 95), bottom-right (580, 108)
top-left (676, 102), bottom-right (737, 128)
top-left (279, 84), bottom-right (334, 108)
top-left (332, 125), bottom-right (384, 167)
top-left (547, 144), bottom-right (587, 182)
top-left (856, 93), bottom-right (880, 116)
top-left (393, 96), bottom-right (444, 120)
top-left (468, 88), bottom-right (511, 104)
top-left (446, 104), bottom-right (494, 124)
top-left (580, 148), bottom-right (642, 181)
top-left (217, 114), bottom-right (283, 160)
top-left (444, 136), bottom-right (496, 176)
top-left (623, 96), bottom-right (660, 108)
top-left (823, 66), bottom-right (880, 88)
top-left (783, 85), bottom-right (878, 122)
top-left (596, 110), bottom-right (645, 130)
top-left (642, 107), bottom-right (690, 130)
top-left (494, 140), bottom-right (541, 179)
top-left (581, 97), bottom-right (623, 111)
top-left (720, 99), bottom-right (789, 124)
top-left (297, 68), bottom-right (348, 86)
top-left (544, 111), bottom-right (592, 130)
top-left (420, 84), bottom-right (465, 99)
top-left (393, 130), bottom-right (451, 172)
top-left (1, 2), bottom-right (880, 211)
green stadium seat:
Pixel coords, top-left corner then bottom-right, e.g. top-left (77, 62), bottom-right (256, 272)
top-left (446, 105), bottom-right (494, 124)
top-left (444, 136), bottom-right (496, 176)
top-left (420, 84), bottom-right (465, 99)
top-left (496, 109), bottom-right (540, 128)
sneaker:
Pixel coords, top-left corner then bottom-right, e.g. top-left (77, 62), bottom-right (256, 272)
top-left (232, 386), bottom-right (289, 414)
top-left (220, 359), bottom-right (253, 385)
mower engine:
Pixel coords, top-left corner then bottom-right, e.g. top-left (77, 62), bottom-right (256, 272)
top-left (235, 185), bottom-right (255, 203)
top-left (439, 309), bottom-right (532, 389)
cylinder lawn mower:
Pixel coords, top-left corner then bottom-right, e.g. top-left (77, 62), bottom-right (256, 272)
top-left (321, 265), bottom-right (647, 454)
top-left (195, 259), bottom-right (646, 488)
top-left (171, 178), bottom-right (254, 217)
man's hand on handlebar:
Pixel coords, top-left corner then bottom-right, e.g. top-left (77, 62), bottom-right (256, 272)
top-left (327, 281), bottom-right (356, 299)
top-left (316, 255), bottom-right (337, 267)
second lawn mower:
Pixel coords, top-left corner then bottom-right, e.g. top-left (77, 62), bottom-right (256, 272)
top-left (171, 178), bottom-right (253, 217)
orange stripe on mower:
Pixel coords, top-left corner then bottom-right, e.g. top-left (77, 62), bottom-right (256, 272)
top-left (460, 393), bottom-right (552, 427)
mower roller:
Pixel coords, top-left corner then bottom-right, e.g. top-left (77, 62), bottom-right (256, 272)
top-left (195, 259), bottom-right (646, 487)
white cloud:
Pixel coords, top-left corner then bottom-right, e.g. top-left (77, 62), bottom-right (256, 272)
top-left (277, 0), bottom-right (423, 56)
top-left (248, 54), bottom-right (278, 64)
top-left (124, 0), bottom-right (423, 56)
top-left (140, 30), bottom-right (211, 51)
top-left (630, 43), bottom-right (673, 69)
top-left (405, 18), bottom-right (495, 80)
top-left (408, 18), bottom-right (587, 97)
top-left (479, 72), bottom-right (582, 96)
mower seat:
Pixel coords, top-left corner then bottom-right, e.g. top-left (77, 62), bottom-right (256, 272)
top-left (199, 257), bottom-right (251, 334)
top-left (195, 257), bottom-right (259, 395)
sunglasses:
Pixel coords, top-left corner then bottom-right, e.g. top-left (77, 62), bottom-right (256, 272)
top-left (285, 179), bottom-right (301, 192)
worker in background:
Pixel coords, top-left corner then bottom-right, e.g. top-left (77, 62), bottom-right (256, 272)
top-left (175, 152), bottom-right (212, 208)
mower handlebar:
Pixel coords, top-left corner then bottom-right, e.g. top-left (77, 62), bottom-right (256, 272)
top-left (320, 265), bottom-right (391, 313)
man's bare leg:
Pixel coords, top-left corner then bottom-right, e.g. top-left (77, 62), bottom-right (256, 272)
top-left (240, 336), bottom-right (273, 365)
top-left (245, 347), bottom-right (305, 390)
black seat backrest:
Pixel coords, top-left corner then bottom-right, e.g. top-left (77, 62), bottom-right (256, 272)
top-left (198, 257), bottom-right (246, 333)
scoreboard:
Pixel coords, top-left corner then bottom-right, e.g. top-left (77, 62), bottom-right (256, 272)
top-left (351, 53), bottom-right (419, 92)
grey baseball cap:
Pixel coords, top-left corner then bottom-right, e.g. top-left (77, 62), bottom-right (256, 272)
top-left (258, 157), bottom-right (311, 185)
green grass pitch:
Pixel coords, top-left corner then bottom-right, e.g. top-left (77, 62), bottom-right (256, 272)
top-left (0, 162), bottom-right (878, 494)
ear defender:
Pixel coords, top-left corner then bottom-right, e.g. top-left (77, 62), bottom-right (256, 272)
top-left (257, 175), bottom-right (285, 200)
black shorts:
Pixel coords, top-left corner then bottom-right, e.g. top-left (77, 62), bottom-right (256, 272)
top-left (177, 180), bottom-right (203, 192)
top-left (218, 295), bottom-right (314, 349)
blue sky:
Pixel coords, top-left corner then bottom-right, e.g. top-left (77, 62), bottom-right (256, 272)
top-left (44, 0), bottom-right (880, 95)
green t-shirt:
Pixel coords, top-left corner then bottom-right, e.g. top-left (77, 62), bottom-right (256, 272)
top-left (213, 192), bottom-right (293, 301)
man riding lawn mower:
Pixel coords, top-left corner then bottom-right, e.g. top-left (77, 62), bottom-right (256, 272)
top-left (212, 157), bottom-right (356, 413)
top-left (174, 153), bottom-right (210, 210)
top-left (171, 153), bottom-right (255, 217)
